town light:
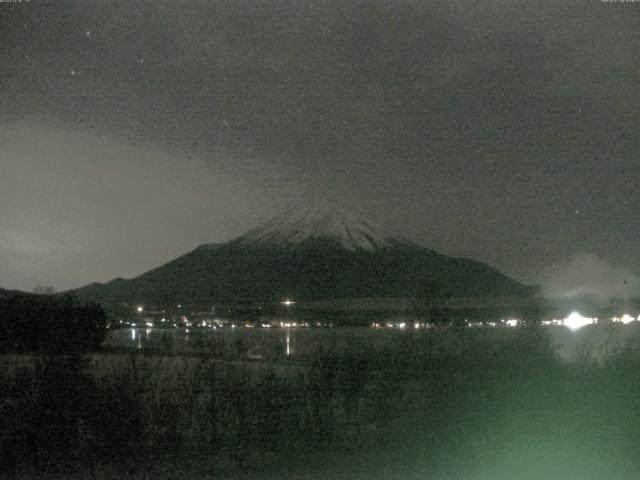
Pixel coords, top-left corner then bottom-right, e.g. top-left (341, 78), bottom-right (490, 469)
top-left (613, 314), bottom-right (635, 325)
top-left (563, 312), bottom-right (595, 331)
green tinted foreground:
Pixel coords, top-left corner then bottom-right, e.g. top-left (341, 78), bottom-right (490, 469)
top-left (2, 326), bottom-right (640, 479)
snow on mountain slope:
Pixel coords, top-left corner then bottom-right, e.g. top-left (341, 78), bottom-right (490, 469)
top-left (232, 202), bottom-right (414, 252)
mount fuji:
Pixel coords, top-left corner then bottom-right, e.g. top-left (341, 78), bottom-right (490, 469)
top-left (74, 203), bottom-right (536, 307)
top-left (234, 202), bottom-right (416, 252)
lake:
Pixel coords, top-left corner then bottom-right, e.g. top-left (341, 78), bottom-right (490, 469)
top-left (104, 322), bottom-right (640, 364)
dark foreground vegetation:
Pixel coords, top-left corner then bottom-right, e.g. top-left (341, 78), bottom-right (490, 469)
top-left (3, 323), bottom-right (640, 479)
top-left (0, 292), bottom-right (106, 354)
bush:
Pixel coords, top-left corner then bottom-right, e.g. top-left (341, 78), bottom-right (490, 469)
top-left (0, 293), bottom-right (107, 354)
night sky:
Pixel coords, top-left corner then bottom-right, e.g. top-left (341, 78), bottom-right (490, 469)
top-left (1, 0), bottom-right (640, 295)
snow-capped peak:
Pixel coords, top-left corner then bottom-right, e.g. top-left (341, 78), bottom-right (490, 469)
top-left (233, 202), bottom-right (412, 252)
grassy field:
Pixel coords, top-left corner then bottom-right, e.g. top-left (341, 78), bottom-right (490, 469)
top-left (3, 326), bottom-right (640, 479)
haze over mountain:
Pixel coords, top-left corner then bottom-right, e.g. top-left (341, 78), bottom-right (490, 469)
top-left (74, 203), bottom-right (536, 308)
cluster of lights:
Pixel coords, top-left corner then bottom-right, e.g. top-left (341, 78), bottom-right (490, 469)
top-left (540, 319), bottom-right (563, 327)
top-left (371, 320), bottom-right (524, 329)
top-left (278, 321), bottom-right (311, 328)
top-left (613, 314), bottom-right (639, 325)
top-left (543, 312), bottom-right (640, 331)
top-left (123, 320), bottom-right (326, 329)
top-left (369, 314), bottom-right (639, 332)
top-left (371, 321), bottom-right (432, 329)
top-left (126, 300), bottom-right (639, 335)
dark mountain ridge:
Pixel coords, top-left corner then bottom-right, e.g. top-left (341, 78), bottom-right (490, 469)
top-left (73, 203), bottom-right (538, 308)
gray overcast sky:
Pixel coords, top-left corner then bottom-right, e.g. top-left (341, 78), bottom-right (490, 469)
top-left (1, 0), bottom-right (640, 292)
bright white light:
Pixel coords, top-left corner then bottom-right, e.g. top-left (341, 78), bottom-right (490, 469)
top-left (281, 299), bottom-right (295, 306)
top-left (136, 305), bottom-right (144, 313)
top-left (612, 314), bottom-right (635, 324)
top-left (563, 312), bottom-right (596, 331)
top-left (504, 319), bottom-right (519, 327)
top-left (398, 322), bottom-right (406, 329)
top-left (618, 314), bottom-right (635, 325)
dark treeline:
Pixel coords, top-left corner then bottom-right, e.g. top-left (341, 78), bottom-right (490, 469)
top-left (0, 293), bottom-right (107, 354)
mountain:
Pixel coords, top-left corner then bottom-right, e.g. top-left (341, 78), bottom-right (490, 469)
top-left (235, 202), bottom-right (415, 252)
top-left (73, 202), bottom-right (537, 307)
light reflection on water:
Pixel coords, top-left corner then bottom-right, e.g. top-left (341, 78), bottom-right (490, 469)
top-left (286, 327), bottom-right (291, 356)
top-left (107, 323), bottom-right (640, 363)
top-left (110, 326), bottom-right (332, 359)
top-left (129, 328), bottom-right (149, 350)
